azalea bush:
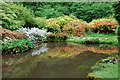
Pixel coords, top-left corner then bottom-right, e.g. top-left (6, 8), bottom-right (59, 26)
top-left (89, 18), bottom-right (119, 33)
top-left (17, 27), bottom-right (48, 42)
top-left (63, 20), bottom-right (87, 36)
top-left (2, 39), bottom-right (34, 54)
top-left (45, 15), bottom-right (84, 33)
top-left (47, 33), bottom-right (68, 41)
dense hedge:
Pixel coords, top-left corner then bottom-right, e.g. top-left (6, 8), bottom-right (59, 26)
top-left (113, 2), bottom-right (120, 44)
top-left (1, 2), bottom-right (38, 31)
top-left (113, 2), bottom-right (120, 24)
top-left (19, 2), bottom-right (114, 22)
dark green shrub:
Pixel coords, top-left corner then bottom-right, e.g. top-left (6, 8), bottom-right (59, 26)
top-left (20, 2), bottom-right (114, 22)
top-left (1, 2), bottom-right (37, 31)
top-left (47, 33), bottom-right (68, 41)
top-left (2, 39), bottom-right (34, 54)
top-left (70, 2), bottom-right (114, 22)
top-left (113, 2), bottom-right (120, 24)
top-left (113, 2), bottom-right (120, 44)
top-left (20, 2), bottom-right (71, 19)
top-left (116, 27), bottom-right (120, 44)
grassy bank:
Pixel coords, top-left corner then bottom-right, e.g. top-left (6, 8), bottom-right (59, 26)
top-left (88, 57), bottom-right (119, 78)
top-left (67, 33), bottom-right (118, 44)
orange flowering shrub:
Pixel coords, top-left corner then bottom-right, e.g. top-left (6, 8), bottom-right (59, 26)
top-left (63, 20), bottom-right (88, 36)
top-left (89, 18), bottom-right (119, 33)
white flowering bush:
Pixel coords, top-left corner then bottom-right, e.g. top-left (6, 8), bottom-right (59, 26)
top-left (17, 27), bottom-right (48, 42)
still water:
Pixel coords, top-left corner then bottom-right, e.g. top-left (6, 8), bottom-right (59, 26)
top-left (2, 42), bottom-right (118, 78)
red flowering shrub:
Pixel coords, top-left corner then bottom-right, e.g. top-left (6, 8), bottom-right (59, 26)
top-left (63, 20), bottom-right (87, 36)
top-left (89, 18), bottom-right (119, 33)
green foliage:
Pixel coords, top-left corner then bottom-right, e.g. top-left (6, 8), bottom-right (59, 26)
top-left (113, 2), bottom-right (120, 24)
top-left (70, 2), bottom-right (114, 22)
top-left (2, 39), bottom-right (34, 54)
top-left (47, 33), bottom-right (68, 41)
top-left (67, 36), bottom-right (118, 44)
top-left (85, 33), bottom-right (116, 37)
top-left (20, 2), bottom-right (114, 22)
top-left (1, 2), bottom-right (37, 31)
top-left (35, 17), bottom-right (47, 29)
top-left (113, 2), bottom-right (120, 44)
top-left (90, 57), bottom-right (118, 78)
top-left (20, 2), bottom-right (71, 19)
top-left (116, 27), bottom-right (120, 44)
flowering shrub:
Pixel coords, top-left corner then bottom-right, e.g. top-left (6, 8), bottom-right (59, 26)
top-left (2, 39), bottom-right (34, 54)
top-left (45, 15), bottom-right (86, 33)
top-left (89, 18), bottom-right (119, 33)
top-left (46, 18), bottom-right (61, 33)
top-left (63, 20), bottom-right (87, 36)
top-left (17, 27), bottom-right (48, 42)
top-left (47, 33), bottom-right (68, 41)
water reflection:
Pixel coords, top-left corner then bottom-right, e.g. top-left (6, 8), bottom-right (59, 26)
top-left (2, 42), bottom-right (118, 78)
top-left (32, 43), bottom-right (48, 56)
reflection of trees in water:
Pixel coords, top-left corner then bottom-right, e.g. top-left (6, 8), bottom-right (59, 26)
top-left (67, 42), bottom-right (119, 54)
top-left (3, 56), bottom-right (38, 78)
top-left (2, 44), bottom-right (48, 78)
top-left (47, 42), bottom-right (68, 49)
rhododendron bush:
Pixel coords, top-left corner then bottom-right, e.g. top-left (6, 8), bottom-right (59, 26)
top-left (89, 18), bottom-right (119, 33)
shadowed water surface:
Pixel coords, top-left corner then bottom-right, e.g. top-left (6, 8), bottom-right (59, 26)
top-left (2, 42), bottom-right (118, 78)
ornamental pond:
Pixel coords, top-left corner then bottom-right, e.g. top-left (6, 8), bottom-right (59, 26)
top-left (2, 42), bottom-right (119, 78)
